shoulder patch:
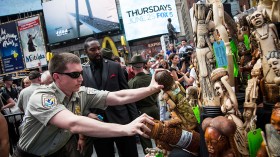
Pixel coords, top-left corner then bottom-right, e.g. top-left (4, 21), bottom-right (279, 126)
top-left (42, 94), bottom-right (57, 109)
top-left (87, 88), bottom-right (96, 95)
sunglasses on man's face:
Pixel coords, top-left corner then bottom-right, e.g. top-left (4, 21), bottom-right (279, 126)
top-left (56, 71), bottom-right (83, 79)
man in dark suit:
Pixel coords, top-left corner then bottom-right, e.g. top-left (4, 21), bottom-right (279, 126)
top-left (82, 37), bottom-right (139, 157)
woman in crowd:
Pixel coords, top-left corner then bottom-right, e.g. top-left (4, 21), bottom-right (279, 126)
top-left (21, 77), bottom-right (31, 89)
top-left (166, 44), bottom-right (177, 59)
top-left (159, 59), bottom-right (170, 70)
top-left (168, 54), bottom-right (185, 85)
top-left (144, 59), bottom-right (153, 75)
top-left (184, 53), bottom-right (198, 87)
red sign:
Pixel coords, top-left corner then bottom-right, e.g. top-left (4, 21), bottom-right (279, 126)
top-left (18, 19), bottom-right (40, 31)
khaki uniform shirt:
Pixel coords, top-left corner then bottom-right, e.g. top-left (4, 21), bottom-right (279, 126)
top-left (17, 83), bottom-right (41, 112)
top-left (18, 83), bottom-right (109, 156)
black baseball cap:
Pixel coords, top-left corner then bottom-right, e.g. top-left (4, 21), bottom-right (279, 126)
top-left (29, 70), bottom-right (41, 80)
top-left (3, 75), bottom-right (12, 81)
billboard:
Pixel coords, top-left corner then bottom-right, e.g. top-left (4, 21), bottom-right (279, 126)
top-left (42, 0), bottom-right (120, 44)
top-left (0, 22), bottom-right (25, 73)
top-left (119, 0), bottom-right (180, 41)
top-left (17, 16), bottom-right (47, 69)
top-left (0, 0), bottom-right (42, 17)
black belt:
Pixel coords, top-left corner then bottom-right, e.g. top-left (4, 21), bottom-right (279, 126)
top-left (15, 146), bottom-right (47, 157)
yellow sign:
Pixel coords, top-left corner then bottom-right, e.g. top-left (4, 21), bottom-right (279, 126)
top-left (101, 36), bottom-right (119, 57)
top-left (121, 36), bottom-right (126, 46)
top-left (46, 52), bottom-right (53, 61)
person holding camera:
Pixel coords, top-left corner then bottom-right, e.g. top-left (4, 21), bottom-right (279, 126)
top-left (179, 42), bottom-right (193, 64)
top-left (179, 45), bottom-right (193, 75)
top-left (168, 54), bottom-right (186, 87)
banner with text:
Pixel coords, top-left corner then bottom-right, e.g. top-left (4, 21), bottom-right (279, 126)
top-left (119, 0), bottom-right (180, 41)
top-left (18, 16), bottom-right (47, 69)
top-left (0, 22), bottom-right (25, 73)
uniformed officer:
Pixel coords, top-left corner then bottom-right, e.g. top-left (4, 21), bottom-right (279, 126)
top-left (128, 54), bottom-right (160, 154)
top-left (13, 52), bottom-right (162, 157)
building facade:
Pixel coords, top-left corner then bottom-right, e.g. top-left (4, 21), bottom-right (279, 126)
top-left (175, 0), bottom-right (194, 44)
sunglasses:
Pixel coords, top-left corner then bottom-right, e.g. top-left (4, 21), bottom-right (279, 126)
top-left (56, 71), bottom-right (83, 79)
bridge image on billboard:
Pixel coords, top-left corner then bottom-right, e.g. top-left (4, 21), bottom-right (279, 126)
top-left (43, 0), bottom-right (119, 44)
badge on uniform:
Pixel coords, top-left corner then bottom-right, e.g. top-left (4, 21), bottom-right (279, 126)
top-left (87, 88), bottom-right (96, 95)
top-left (42, 94), bottom-right (57, 109)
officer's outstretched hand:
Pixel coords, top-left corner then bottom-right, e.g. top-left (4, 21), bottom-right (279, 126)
top-left (125, 113), bottom-right (154, 138)
top-left (149, 69), bottom-right (165, 90)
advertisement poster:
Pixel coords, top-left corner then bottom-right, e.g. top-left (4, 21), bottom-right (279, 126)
top-left (0, 22), bottom-right (25, 73)
top-left (18, 16), bottom-right (47, 69)
top-left (119, 0), bottom-right (180, 41)
top-left (43, 0), bottom-right (119, 44)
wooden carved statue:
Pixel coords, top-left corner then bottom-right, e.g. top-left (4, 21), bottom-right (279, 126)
top-left (243, 103), bottom-right (257, 134)
top-left (164, 111), bottom-right (186, 130)
top-left (144, 119), bottom-right (200, 156)
top-left (202, 116), bottom-right (239, 157)
top-left (211, 68), bottom-right (249, 156)
top-left (243, 68), bottom-right (261, 133)
top-left (247, 10), bottom-right (279, 81)
top-left (234, 12), bottom-right (250, 42)
top-left (239, 44), bottom-right (261, 76)
top-left (245, 68), bottom-right (261, 103)
top-left (238, 42), bottom-right (254, 89)
top-left (257, 104), bottom-right (280, 157)
top-left (158, 111), bottom-right (195, 156)
top-left (193, 3), bottom-right (218, 106)
top-left (266, 50), bottom-right (280, 86)
top-left (257, 0), bottom-right (280, 22)
top-left (266, 51), bottom-right (280, 103)
top-left (234, 12), bottom-right (256, 89)
top-left (247, 10), bottom-right (280, 103)
top-left (186, 86), bottom-right (199, 107)
top-left (155, 70), bottom-right (198, 130)
top-left (206, 0), bottom-right (235, 87)
top-left (210, 68), bottom-right (241, 117)
top-left (145, 148), bottom-right (163, 157)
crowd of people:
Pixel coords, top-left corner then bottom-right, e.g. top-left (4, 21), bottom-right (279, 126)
top-left (0, 37), bottom-right (196, 157)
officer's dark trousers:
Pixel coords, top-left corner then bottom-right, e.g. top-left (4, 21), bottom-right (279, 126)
top-left (12, 135), bottom-right (83, 157)
top-left (83, 136), bottom-right (139, 157)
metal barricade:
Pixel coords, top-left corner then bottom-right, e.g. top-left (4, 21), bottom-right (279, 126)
top-left (3, 112), bottom-right (24, 155)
